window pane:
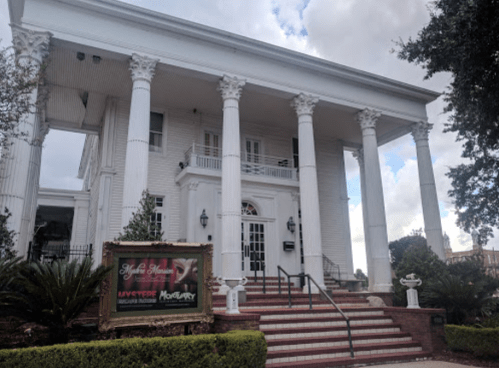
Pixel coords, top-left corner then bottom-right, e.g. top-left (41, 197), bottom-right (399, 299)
top-left (150, 112), bottom-right (163, 132)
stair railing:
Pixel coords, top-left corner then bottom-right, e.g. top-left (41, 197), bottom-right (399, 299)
top-left (277, 265), bottom-right (354, 359)
top-left (322, 253), bottom-right (341, 281)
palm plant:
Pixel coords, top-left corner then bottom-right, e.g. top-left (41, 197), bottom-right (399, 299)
top-left (0, 256), bottom-right (22, 314)
top-left (12, 257), bottom-right (112, 344)
top-left (421, 274), bottom-right (498, 325)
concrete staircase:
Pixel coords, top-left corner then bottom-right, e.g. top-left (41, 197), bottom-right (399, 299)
top-left (214, 276), bottom-right (430, 367)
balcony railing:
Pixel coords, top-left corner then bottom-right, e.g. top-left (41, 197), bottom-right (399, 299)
top-left (183, 144), bottom-right (297, 181)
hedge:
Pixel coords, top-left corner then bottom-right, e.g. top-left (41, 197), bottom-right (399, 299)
top-left (446, 325), bottom-right (499, 357)
top-left (0, 330), bottom-right (267, 368)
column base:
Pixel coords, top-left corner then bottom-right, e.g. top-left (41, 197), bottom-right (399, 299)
top-left (372, 283), bottom-right (394, 293)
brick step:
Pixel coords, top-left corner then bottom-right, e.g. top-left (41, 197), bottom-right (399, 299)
top-left (260, 314), bottom-right (392, 327)
top-left (213, 303), bottom-right (366, 311)
top-left (266, 340), bottom-right (423, 365)
top-left (259, 307), bottom-right (384, 320)
top-left (260, 316), bottom-right (394, 330)
top-left (213, 285), bottom-right (302, 295)
top-left (265, 350), bottom-right (430, 368)
top-left (213, 298), bottom-right (368, 309)
top-left (266, 331), bottom-right (412, 350)
top-left (263, 322), bottom-right (402, 339)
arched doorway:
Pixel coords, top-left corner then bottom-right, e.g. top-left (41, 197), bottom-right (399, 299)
top-left (241, 201), bottom-right (265, 276)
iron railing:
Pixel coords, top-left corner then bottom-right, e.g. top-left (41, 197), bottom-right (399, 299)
top-left (182, 144), bottom-right (298, 180)
top-left (252, 247), bottom-right (266, 293)
top-left (28, 242), bottom-right (93, 264)
top-left (277, 265), bottom-right (354, 358)
top-left (323, 253), bottom-right (341, 281)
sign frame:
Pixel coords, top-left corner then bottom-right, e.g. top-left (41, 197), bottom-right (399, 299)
top-left (99, 241), bottom-right (213, 331)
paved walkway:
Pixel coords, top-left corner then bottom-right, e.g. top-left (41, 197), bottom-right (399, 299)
top-left (375, 362), bottom-right (478, 368)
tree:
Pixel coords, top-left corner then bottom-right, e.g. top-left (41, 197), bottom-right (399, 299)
top-left (0, 43), bottom-right (44, 158)
top-left (116, 190), bottom-right (164, 241)
top-left (0, 207), bottom-right (16, 259)
top-left (388, 229), bottom-right (426, 270)
top-left (397, 0), bottom-right (499, 244)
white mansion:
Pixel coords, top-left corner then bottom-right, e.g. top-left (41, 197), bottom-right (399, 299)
top-left (2, 0), bottom-right (446, 293)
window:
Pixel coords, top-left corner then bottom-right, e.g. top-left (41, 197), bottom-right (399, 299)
top-left (292, 137), bottom-right (299, 168)
top-left (241, 201), bottom-right (258, 216)
top-left (150, 196), bottom-right (164, 237)
top-left (149, 112), bottom-right (164, 153)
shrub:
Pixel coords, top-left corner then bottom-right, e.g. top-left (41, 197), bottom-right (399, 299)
top-left (0, 330), bottom-right (267, 368)
top-left (8, 257), bottom-right (112, 344)
top-left (446, 325), bottom-right (499, 357)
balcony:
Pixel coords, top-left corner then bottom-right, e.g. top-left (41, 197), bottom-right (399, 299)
top-left (182, 144), bottom-right (298, 181)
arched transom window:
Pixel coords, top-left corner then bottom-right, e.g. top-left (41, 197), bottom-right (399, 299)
top-left (241, 202), bottom-right (258, 216)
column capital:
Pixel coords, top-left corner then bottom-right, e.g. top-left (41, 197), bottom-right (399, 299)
top-left (291, 93), bottom-right (318, 117)
top-left (352, 148), bottom-right (364, 166)
top-left (357, 109), bottom-right (381, 130)
top-left (11, 25), bottom-right (52, 65)
top-left (411, 121), bottom-right (433, 142)
top-left (33, 122), bottom-right (50, 147)
top-left (129, 53), bottom-right (158, 83)
top-left (218, 75), bottom-right (246, 101)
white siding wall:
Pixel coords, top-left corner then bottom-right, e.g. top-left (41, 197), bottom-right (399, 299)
top-left (92, 101), bottom-right (353, 276)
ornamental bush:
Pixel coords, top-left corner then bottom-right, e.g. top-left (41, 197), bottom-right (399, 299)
top-left (446, 325), bottom-right (499, 357)
top-left (0, 330), bottom-right (267, 368)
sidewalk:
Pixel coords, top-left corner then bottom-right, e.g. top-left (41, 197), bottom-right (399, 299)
top-left (375, 362), bottom-right (478, 368)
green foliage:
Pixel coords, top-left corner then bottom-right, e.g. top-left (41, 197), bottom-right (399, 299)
top-left (9, 257), bottom-right (112, 344)
top-left (0, 256), bottom-right (22, 313)
top-left (0, 330), bottom-right (267, 368)
top-left (446, 325), bottom-right (499, 357)
top-left (397, 0), bottom-right (499, 244)
top-left (0, 208), bottom-right (16, 259)
top-left (116, 190), bottom-right (163, 241)
top-left (354, 268), bottom-right (366, 280)
top-left (0, 44), bottom-right (45, 158)
top-left (389, 229), bottom-right (426, 270)
top-left (421, 274), bottom-right (498, 324)
top-left (393, 241), bottom-right (448, 307)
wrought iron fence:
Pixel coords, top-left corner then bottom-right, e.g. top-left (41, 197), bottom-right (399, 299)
top-left (28, 242), bottom-right (93, 264)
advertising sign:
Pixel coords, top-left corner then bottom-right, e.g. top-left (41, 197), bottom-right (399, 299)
top-left (98, 242), bottom-right (213, 332)
top-left (116, 257), bottom-right (198, 312)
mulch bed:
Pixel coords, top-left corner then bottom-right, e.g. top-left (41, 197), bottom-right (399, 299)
top-left (433, 350), bottom-right (499, 368)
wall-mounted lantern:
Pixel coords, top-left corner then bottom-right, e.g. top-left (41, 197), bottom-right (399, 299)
top-left (287, 216), bottom-right (296, 234)
top-left (200, 209), bottom-right (208, 228)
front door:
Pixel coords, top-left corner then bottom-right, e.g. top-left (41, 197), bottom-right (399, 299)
top-left (241, 221), bottom-right (265, 275)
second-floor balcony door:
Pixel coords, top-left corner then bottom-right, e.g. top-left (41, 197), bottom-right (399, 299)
top-left (243, 138), bottom-right (260, 174)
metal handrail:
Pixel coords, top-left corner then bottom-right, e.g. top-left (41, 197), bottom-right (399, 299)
top-left (277, 265), bottom-right (354, 359)
top-left (322, 253), bottom-right (341, 281)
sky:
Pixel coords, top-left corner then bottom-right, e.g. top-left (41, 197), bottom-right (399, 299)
top-left (0, 0), bottom-right (493, 272)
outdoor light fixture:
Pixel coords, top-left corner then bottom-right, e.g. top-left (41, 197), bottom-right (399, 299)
top-left (200, 209), bottom-right (208, 228)
top-left (92, 55), bottom-right (101, 64)
top-left (76, 52), bottom-right (85, 61)
top-left (287, 216), bottom-right (296, 234)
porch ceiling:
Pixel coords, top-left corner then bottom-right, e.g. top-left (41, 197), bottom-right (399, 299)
top-left (45, 40), bottom-right (410, 146)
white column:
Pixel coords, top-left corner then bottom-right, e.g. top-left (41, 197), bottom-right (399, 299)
top-left (353, 148), bottom-right (375, 291)
top-left (218, 75), bottom-right (245, 284)
top-left (20, 122), bottom-right (49, 253)
top-left (411, 121), bottom-right (446, 260)
top-left (291, 93), bottom-right (325, 292)
top-left (121, 54), bottom-right (158, 228)
top-left (0, 26), bottom-right (51, 257)
top-left (356, 109), bottom-right (392, 293)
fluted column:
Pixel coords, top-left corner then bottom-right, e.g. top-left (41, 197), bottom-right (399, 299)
top-left (356, 109), bottom-right (392, 293)
top-left (121, 54), bottom-right (158, 228)
top-left (291, 93), bottom-right (325, 292)
top-left (353, 148), bottom-right (374, 291)
top-left (411, 121), bottom-right (445, 260)
top-left (218, 75), bottom-right (245, 283)
top-left (20, 122), bottom-right (49, 252)
top-left (0, 25), bottom-right (51, 257)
